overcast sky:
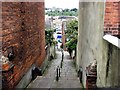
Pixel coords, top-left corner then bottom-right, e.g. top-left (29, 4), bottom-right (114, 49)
top-left (45, 0), bottom-right (79, 9)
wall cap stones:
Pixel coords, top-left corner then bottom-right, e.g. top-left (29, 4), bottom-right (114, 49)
top-left (103, 34), bottom-right (120, 49)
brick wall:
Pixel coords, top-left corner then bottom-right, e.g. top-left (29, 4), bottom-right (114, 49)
top-left (1, 2), bottom-right (45, 88)
top-left (62, 22), bottom-right (66, 51)
top-left (104, 1), bottom-right (120, 38)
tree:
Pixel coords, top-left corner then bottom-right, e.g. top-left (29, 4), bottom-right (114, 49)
top-left (62, 8), bottom-right (69, 12)
top-left (65, 20), bottom-right (78, 56)
top-left (45, 8), bottom-right (78, 16)
top-left (45, 29), bottom-right (54, 46)
top-left (70, 8), bottom-right (78, 12)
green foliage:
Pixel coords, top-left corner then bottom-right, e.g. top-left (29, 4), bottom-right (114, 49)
top-left (45, 29), bottom-right (54, 46)
top-left (70, 8), bottom-right (78, 12)
top-left (65, 20), bottom-right (78, 39)
top-left (65, 20), bottom-right (78, 55)
top-left (65, 38), bottom-right (77, 50)
top-left (45, 8), bottom-right (78, 16)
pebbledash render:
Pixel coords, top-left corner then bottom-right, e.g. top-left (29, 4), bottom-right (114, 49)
top-left (77, 1), bottom-right (120, 88)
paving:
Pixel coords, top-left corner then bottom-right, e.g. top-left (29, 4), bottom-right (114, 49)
top-left (27, 49), bottom-right (83, 89)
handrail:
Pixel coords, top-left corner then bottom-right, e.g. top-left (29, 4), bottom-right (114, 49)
top-left (56, 50), bottom-right (64, 81)
top-left (56, 66), bottom-right (61, 81)
top-left (62, 51), bottom-right (64, 62)
top-left (61, 49), bottom-right (64, 68)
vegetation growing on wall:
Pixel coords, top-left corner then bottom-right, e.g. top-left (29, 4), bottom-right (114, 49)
top-left (45, 29), bottom-right (54, 46)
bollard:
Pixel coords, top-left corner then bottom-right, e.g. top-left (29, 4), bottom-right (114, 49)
top-left (56, 67), bottom-right (59, 81)
top-left (78, 67), bottom-right (83, 83)
top-left (58, 66), bottom-right (60, 77)
top-left (62, 53), bottom-right (63, 62)
top-left (62, 51), bottom-right (64, 62)
top-left (60, 60), bottom-right (62, 68)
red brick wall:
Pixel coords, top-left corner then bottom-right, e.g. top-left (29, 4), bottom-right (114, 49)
top-left (104, 1), bottom-right (120, 38)
top-left (62, 22), bottom-right (66, 51)
top-left (2, 2), bottom-right (45, 88)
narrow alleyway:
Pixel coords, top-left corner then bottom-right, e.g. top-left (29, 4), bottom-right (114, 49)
top-left (27, 49), bottom-right (83, 88)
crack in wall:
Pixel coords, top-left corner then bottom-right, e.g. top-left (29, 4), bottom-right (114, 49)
top-left (106, 43), bottom-right (112, 78)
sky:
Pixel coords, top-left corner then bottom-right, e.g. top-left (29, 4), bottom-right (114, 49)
top-left (45, 0), bottom-right (79, 9)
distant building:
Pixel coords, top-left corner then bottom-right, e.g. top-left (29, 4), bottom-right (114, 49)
top-left (52, 15), bottom-right (78, 50)
top-left (58, 16), bottom-right (78, 20)
top-left (62, 21), bottom-right (67, 51)
top-left (45, 15), bottom-right (51, 29)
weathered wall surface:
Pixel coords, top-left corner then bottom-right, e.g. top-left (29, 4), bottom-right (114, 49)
top-left (77, 2), bottom-right (105, 87)
top-left (40, 45), bottom-right (56, 74)
top-left (97, 2), bottom-right (120, 87)
top-left (77, 1), bottom-right (120, 88)
top-left (1, 2), bottom-right (45, 88)
top-left (97, 39), bottom-right (120, 87)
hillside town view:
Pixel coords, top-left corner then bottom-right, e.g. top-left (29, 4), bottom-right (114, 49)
top-left (0, 0), bottom-right (120, 89)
